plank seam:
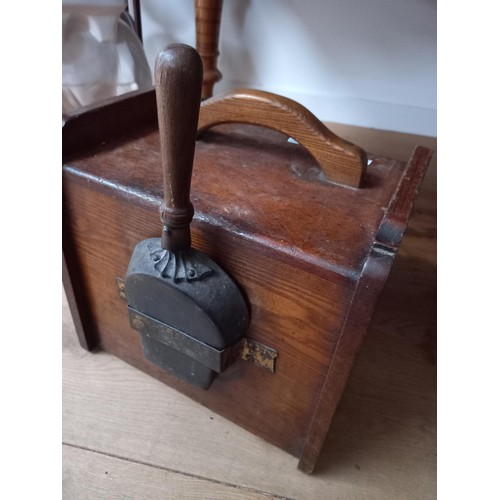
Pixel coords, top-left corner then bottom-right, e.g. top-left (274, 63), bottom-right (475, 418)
top-left (62, 442), bottom-right (295, 500)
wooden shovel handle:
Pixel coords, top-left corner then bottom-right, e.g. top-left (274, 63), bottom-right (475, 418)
top-left (155, 44), bottom-right (203, 252)
top-left (198, 89), bottom-right (367, 187)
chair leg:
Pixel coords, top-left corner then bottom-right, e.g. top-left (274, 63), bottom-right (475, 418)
top-left (195, 0), bottom-right (223, 99)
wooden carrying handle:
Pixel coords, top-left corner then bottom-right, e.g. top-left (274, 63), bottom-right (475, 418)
top-left (155, 44), bottom-right (203, 252)
top-left (198, 89), bottom-right (367, 188)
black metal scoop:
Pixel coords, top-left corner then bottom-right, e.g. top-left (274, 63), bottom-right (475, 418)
top-left (125, 44), bottom-right (249, 389)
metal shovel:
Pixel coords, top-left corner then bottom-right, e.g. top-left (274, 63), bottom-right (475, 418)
top-left (125, 44), bottom-right (250, 389)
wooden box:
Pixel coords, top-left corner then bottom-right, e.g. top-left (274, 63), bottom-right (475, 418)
top-left (62, 87), bottom-right (431, 473)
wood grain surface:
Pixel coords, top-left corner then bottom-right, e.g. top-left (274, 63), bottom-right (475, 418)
top-left (63, 123), bottom-right (436, 499)
top-left (63, 445), bottom-right (289, 500)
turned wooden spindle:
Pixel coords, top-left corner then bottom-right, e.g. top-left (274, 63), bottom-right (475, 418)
top-left (195, 0), bottom-right (223, 99)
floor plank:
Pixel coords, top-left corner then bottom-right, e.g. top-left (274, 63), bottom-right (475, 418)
top-left (63, 124), bottom-right (436, 500)
top-left (63, 444), bottom-right (289, 500)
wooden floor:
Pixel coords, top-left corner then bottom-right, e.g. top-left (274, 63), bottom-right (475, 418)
top-left (62, 124), bottom-right (436, 500)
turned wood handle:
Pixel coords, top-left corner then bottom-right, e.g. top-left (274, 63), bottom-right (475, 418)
top-left (198, 89), bottom-right (367, 188)
top-left (195, 0), bottom-right (223, 99)
top-left (155, 44), bottom-right (203, 252)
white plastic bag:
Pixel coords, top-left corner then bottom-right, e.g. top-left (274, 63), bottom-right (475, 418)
top-left (62, 0), bottom-right (151, 114)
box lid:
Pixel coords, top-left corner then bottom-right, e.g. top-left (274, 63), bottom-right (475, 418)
top-left (63, 91), bottom-right (429, 281)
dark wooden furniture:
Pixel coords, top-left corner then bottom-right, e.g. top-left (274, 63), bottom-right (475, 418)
top-left (62, 85), bottom-right (431, 472)
top-left (126, 0), bottom-right (224, 98)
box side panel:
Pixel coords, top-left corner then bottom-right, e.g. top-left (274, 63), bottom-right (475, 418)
top-left (297, 247), bottom-right (395, 472)
top-left (297, 146), bottom-right (433, 472)
top-left (62, 250), bottom-right (97, 351)
top-left (62, 169), bottom-right (355, 457)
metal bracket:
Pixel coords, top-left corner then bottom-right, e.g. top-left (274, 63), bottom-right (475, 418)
top-left (117, 277), bottom-right (126, 299)
top-left (128, 307), bottom-right (241, 373)
top-left (117, 277), bottom-right (277, 373)
top-left (240, 338), bottom-right (277, 372)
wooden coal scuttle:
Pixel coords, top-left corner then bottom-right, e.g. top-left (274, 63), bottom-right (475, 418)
top-left (62, 44), bottom-right (432, 473)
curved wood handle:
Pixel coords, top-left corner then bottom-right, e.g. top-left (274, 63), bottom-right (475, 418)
top-left (155, 44), bottom-right (203, 252)
top-left (198, 89), bottom-right (367, 187)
